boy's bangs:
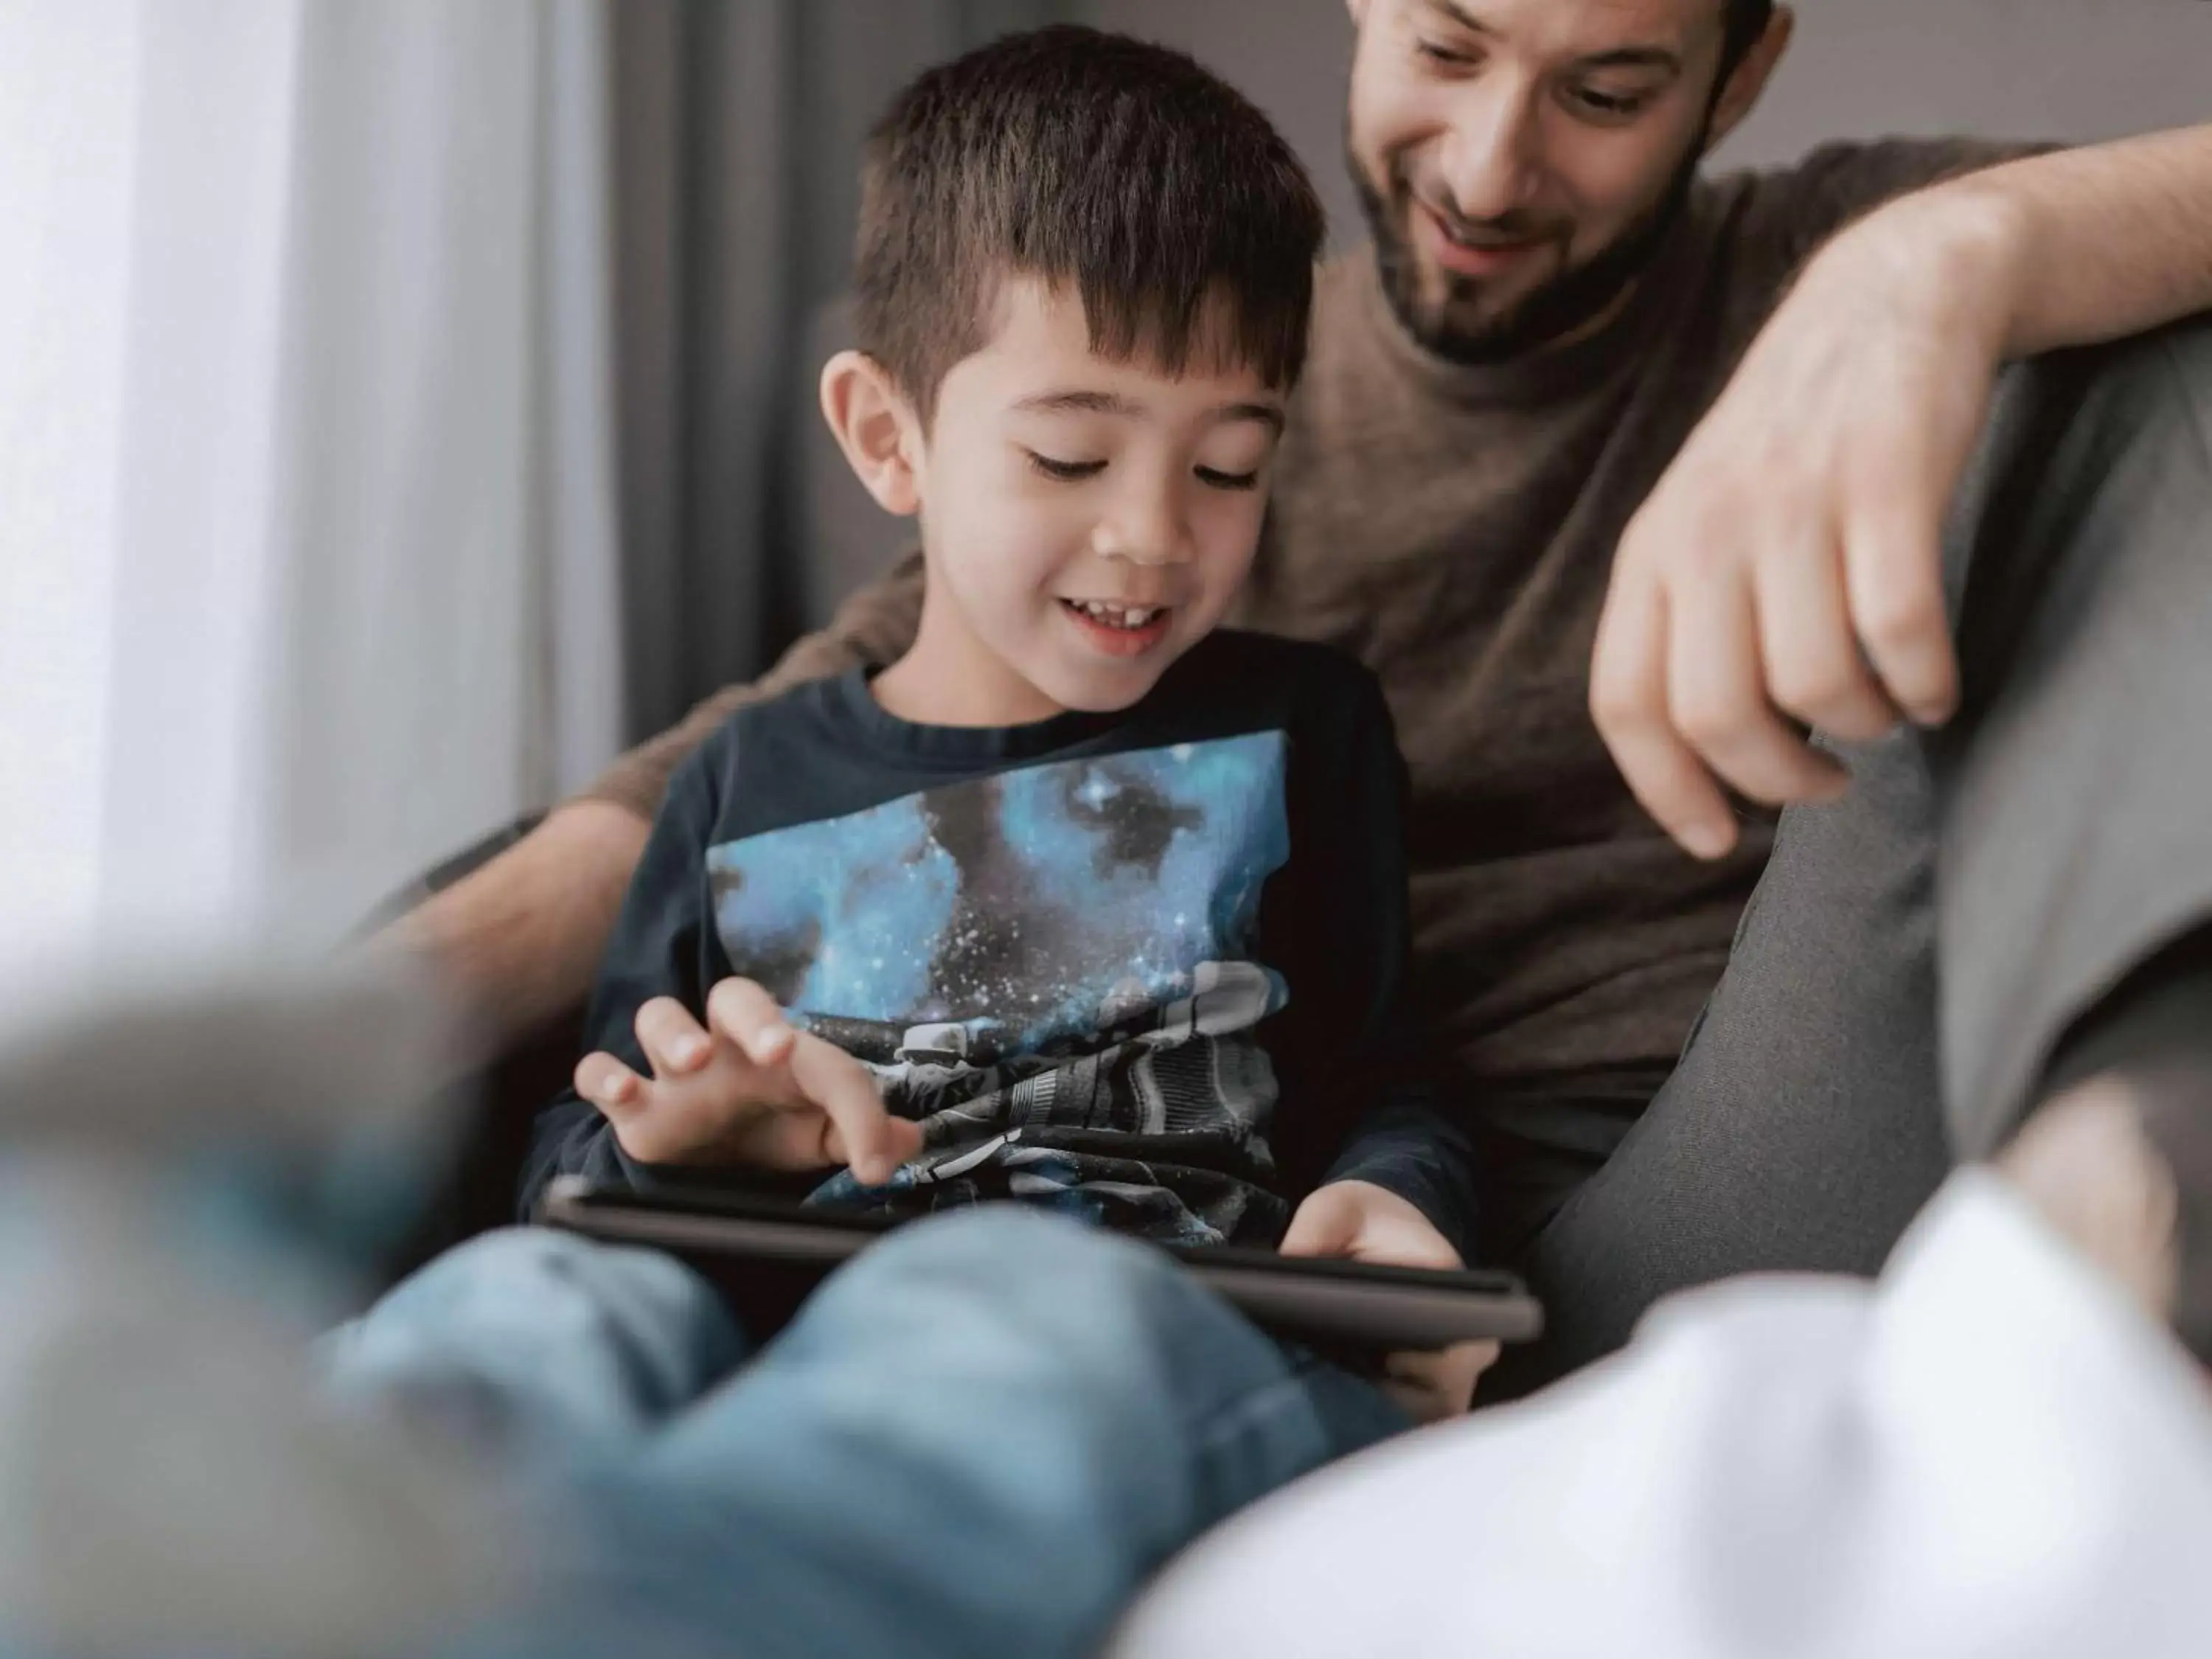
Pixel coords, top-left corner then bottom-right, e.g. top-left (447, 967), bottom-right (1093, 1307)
top-left (1072, 273), bottom-right (1308, 392)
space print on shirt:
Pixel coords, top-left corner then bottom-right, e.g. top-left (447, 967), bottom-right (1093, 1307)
top-left (704, 731), bottom-right (1295, 1242)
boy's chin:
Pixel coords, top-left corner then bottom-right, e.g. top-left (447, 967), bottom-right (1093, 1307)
top-left (1024, 654), bottom-right (1175, 717)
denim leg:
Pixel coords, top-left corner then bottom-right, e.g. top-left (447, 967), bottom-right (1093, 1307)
top-left (499, 1206), bottom-right (1405, 1659)
top-left (320, 1225), bottom-right (745, 1458)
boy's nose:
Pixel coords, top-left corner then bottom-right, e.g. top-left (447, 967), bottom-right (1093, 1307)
top-left (1093, 493), bottom-right (1192, 568)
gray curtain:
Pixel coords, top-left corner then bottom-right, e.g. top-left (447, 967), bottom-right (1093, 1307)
top-left (609, 0), bottom-right (1071, 746)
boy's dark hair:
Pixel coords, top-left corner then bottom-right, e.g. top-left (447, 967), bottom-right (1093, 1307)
top-left (1722, 0), bottom-right (1775, 74)
top-left (855, 26), bottom-right (1326, 420)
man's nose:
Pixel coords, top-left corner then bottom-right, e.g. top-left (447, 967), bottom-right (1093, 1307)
top-left (1436, 77), bottom-right (1541, 223)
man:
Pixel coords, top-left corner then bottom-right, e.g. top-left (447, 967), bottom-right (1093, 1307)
top-left (401, 0), bottom-right (2212, 1391)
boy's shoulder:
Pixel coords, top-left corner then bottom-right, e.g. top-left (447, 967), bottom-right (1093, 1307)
top-left (1169, 628), bottom-right (1388, 724)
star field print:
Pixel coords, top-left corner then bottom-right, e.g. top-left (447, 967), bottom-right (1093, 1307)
top-left (704, 733), bottom-right (1296, 1242)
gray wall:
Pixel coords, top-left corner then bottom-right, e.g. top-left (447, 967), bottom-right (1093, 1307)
top-left (1079, 0), bottom-right (2212, 243)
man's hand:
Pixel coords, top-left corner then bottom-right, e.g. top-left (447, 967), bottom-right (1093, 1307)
top-left (573, 977), bottom-right (924, 1183)
top-left (1281, 1180), bottom-right (1500, 1422)
top-left (1590, 192), bottom-right (2020, 859)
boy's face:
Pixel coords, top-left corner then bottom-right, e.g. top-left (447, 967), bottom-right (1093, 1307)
top-left (909, 279), bottom-right (1287, 714)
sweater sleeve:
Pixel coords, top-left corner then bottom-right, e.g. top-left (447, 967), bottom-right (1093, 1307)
top-left (581, 552), bottom-right (926, 821)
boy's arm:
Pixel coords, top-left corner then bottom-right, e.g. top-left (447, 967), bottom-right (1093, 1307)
top-left (384, 555), bottom-right (927, 1064)
top-left (1271, 663), bottom-right (1478, 1261)
top-left (517, 751), bottom-right (726, 1214)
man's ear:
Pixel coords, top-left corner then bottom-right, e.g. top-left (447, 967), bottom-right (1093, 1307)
top-left (1705, 5), bottom-right (1795, 152)
top-left (820, 350), bottom-right (922, 517)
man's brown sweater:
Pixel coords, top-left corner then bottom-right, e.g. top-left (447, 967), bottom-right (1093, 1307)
top-left (588, 140), bottom-right (2013, 1248)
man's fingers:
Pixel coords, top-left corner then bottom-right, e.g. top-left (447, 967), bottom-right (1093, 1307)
top-left (1592, 570), bottom-right (1739, 859)
top-left (1667, 566), bottom-right (1848, 810)
top-left (705, 977), bottom-right (799, 1066)
top-left (574, 1051), bottom-right (644, 1113)
top-left (1753, 524), bottom-right (1905, 742)
top-left (787, 1032), bottom-right (917, 1185)
top-left (1843, 504), bottom-right (1958, 726)
top-left (634, 997), bottom-right (714, 1077)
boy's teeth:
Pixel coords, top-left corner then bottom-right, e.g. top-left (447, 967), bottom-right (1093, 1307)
top-left (1074, 600), bottom-right (1158, 628)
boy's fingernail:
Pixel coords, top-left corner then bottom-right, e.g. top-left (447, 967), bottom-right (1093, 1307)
top-left (673, 1036), bottom-right (709, 1068)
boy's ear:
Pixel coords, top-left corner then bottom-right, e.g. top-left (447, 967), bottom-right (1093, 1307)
top-left (820, 350), bottom-right (922, 518)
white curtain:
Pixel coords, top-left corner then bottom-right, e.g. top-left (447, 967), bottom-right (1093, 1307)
top-left (0, 0), bottom-right (623, 961)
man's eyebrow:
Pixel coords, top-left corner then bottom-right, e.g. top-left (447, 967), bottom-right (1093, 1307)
top-left (1424, 0), bottom-right (1682, 74)
top-left (1573, 46), bottom-right (1682, 74)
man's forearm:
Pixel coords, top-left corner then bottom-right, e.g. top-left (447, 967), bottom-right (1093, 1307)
top-left (383, 799), bottom-right (650, 1063)
top-left (1838, 124), bottom-right (2212, 362)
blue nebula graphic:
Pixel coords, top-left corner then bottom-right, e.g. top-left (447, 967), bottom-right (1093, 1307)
top-left (706, 732), bottom-right (1289, 1053)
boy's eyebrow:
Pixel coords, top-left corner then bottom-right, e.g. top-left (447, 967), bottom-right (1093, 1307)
top-left (1424, 0), bottom-right (1683, 74)
top-left (1015, 389), bottom-right (1286, 434)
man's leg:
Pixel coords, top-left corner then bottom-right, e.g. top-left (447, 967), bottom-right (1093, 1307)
top-left (503, 1207), bottom-right (1406, 1659)
top-left (1493, 315), bottom-right (2212, 1397)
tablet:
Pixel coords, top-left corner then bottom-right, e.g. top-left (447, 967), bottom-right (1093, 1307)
top-left (537, 1178), bottom-right (1545, 1351)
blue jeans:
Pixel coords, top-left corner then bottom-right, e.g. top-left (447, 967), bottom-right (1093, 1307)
top-left (323, 1207), bottom-right (1408, 1659)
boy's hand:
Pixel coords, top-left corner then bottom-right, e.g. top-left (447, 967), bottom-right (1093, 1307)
top-left (1281, 1180), bottom-right (1500, 1423)
top-left (572, 978), bottom-right (924, 1184)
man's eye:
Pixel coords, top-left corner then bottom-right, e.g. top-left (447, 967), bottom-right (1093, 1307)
top-left (1195, 466), bottom-right (1261, 493)
top-left (1026, 452), bottom-right (1107, 482)
top-left (1565, 85), bottom-right (1652, 121)
top-left (1415, 38), bottom-right (1480, 71)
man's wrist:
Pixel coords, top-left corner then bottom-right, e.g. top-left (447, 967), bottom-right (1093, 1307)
top-left (1815, 180), bottom-right (2031, 364)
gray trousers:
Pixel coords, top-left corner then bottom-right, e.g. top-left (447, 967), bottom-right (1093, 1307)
top-left (1492, 314), bottom-right (2212, 1397)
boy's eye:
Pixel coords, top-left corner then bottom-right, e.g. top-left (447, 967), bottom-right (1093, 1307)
top-left (1195, 466), bottom-right (1261, 493)
top-left (1026, 451), bottom-right (1107, 482)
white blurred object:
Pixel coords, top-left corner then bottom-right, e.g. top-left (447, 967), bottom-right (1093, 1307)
top-left (0, 0), bottom-right (624, 961)
top-left (1116, 1171), bottom-right (2212, 1659)
top-left (0, 947), bottom-right (518, 1658)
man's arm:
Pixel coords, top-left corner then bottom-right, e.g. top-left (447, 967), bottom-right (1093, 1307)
top-left (1593, 125), bottom-right (2212, 858)
top-left (382, 555), bottom-right (926, 1060)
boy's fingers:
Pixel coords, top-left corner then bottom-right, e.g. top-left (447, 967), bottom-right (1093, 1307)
top-left (574, 1051), bottom-right (644, 1112)
top-left (1382, 1339), bottom-right (1498, 1420)
top-left (635, 997), bottom-right (715, 1075)
top-left (787, 1033), bottom-right (916, 1185)
top-left (1279, 1186), bottom-right (1362, 1258)
top-left (706, 977), bottom-right (799, 1066)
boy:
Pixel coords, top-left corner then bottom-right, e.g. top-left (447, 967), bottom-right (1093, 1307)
top-left (332, 27), bottom-right (1483, 1659)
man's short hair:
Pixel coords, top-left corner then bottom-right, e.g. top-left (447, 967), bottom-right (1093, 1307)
top-left (854, 25), bottom-right (1326, 422)
top-left (1723, 0), bottom-right (1775, 74)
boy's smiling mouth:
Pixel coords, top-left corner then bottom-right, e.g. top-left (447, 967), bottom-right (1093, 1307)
top-left (1057, 597), bottom-right (1175, 655)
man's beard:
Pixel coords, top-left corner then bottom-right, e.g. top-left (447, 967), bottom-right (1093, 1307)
top-left (1352, 133), bottom-right (1705, 367)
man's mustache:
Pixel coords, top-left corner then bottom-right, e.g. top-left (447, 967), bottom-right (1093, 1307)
top-left (1394, 170), bottom-right (1565, 250)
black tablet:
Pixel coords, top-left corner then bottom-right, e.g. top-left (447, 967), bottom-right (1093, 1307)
top-left (536, 1178), bottom-right (1544, 1352)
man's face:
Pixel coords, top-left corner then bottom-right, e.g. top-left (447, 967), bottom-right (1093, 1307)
top-left (1346, 0), bottom-right (1741, 363)
top-left (914, 278), bottom-right (1285, 714)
